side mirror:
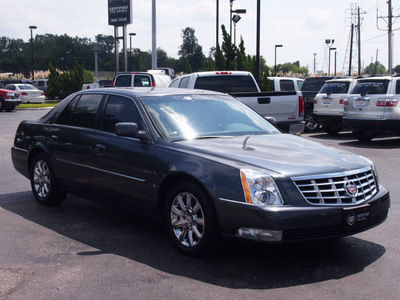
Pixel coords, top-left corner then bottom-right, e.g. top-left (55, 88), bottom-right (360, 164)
top-left (264, 116), bottom-right (277, 126)
top-left (114, 122), bottom-right (150, 141)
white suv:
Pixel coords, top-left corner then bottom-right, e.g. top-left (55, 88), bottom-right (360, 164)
top-left (313, 78), bottom-right (357, 134)
top-left (343, 75), bottom-right (400, 141)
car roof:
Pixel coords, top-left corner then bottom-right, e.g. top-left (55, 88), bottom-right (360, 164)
top-left (79, 87), bottom-right (225, 98)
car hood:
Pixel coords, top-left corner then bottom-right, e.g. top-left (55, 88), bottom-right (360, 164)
top-left (173, 134), bottom-right (370, 178)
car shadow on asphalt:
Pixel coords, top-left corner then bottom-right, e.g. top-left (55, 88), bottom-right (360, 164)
top-left (0, 191), bottom-right (386, 290)
top-left (304, 131), bottom-right (400, 149)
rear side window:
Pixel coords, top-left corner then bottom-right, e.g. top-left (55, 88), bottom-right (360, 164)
top-left (115, 75), bottom-right (132, 87)
top-left (69, 94), bottom-right (103, 128)
top-left (102, 95), bottom-right (143, 133)
top-left (351, 81), bottom-right (389, 95)
top-left (320, 82), bottom-right (350, 94)
top-left (279, 80), bottom-right (295, 91)
top-left (194, 75), bottom-right (258, 93)
top-left (396, 80), bottom-right (400, 94)
top-left (134, 75), bottom-right (151, 87)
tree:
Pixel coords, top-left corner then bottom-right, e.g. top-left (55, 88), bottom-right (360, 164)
top-left (363, 61), bottom-right (387, 75)
top-left (221, 25), bottom-right (236, 70)
top-left (178, 27), bottom-right (205, 72)
top-left (393, 65), bottom-right (400, 74)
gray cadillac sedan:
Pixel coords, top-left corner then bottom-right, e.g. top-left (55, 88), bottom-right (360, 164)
top-left (11, 88), bottom-right (390, 255)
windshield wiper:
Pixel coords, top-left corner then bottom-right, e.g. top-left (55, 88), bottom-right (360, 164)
top-left (194, 135), bottom-right (233, 140)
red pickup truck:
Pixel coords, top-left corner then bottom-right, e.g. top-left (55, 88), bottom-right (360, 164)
top-left (0, 88), bottom-right (21, 111)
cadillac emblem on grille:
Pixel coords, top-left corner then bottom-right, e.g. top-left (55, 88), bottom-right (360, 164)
top-left (345, 181), bottom-right (358, 197)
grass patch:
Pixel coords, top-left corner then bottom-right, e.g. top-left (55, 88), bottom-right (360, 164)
top-left (17, 100), bottom-right (60, 109)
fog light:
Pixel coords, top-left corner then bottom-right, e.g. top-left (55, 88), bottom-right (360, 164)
top-left (236, 228), bottom-right (282, 241)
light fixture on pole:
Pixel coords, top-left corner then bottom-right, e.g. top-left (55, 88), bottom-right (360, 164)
top-left (230, 0), bottom-right (246, 38)
top-left (329, 47), bottom-right (336, 75)
top-left (129, 32), bottom-right (136, 70)
top-left (274, 45), bottom-right (283, 75)
top-left (232, 14), bottom-right (241, 45)
top-left (29, 26), bottom-right (37, 80)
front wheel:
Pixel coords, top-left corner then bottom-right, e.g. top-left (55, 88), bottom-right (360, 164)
top-left (164, 182), bottom-right (219, 256)
top-left (30, 153), bottom-right (66, 206)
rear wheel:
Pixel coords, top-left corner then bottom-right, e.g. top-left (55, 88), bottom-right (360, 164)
top-left (353, 130), bottom-right (373, 142)
top-left (164, 181), bottom-right (219, 256)
top-left (30, 153), bottom-right (66, 206)
top-left (304, 111), bottom-right (319, 132)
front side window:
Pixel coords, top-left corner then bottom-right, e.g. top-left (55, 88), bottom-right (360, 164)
top-left (396, 80), bottom-right (400, 94)
top-left (101, 95), bottom-right (143, 133)
top-left (68, 94), bottom-right (103, 128)
top-left (179, 77), bottom-right (190, 88)
top-left (169, 78), bottom-right (180, 88)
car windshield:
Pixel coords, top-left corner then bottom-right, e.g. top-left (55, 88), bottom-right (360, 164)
top-left (141, 94), bottom-right (280, 141)
top-left (351, 80), bottom-right (389, 95)
top-left (320, 82), bottom-right (350, 94)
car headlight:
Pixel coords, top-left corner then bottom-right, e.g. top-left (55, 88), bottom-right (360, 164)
top-left (240, 169), bottom-right (284, 206)
top-left (360, 155), bottom-right (380, 186)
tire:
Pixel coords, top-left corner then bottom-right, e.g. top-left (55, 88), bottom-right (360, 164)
top-left (0, 97), bottom-right (4, 112)
top-left (304, 111), bottom-right (319, 132)
top-left (353, 130), bottom-right (373, 142)
top-left (323, 124), bottom-right (342, 135)
top-left (30, 153), bottom-right (66, 206)
top-left (164, 181), bottom-right (219, 256)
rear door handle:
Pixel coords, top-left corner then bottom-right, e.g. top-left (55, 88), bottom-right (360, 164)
top-left (95, 144), bottom-right (106, 152)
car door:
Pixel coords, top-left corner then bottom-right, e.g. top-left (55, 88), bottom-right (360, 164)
top-left (48, 93), bottom-right (105, 197)
top-left (91, 94), bottom-right (157, 211)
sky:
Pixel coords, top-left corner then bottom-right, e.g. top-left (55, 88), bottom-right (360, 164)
top-left (1, 0), bottom-right (399, 74)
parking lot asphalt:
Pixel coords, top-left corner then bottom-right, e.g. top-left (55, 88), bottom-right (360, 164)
top-left (0, 109), bottom-right (399, 300)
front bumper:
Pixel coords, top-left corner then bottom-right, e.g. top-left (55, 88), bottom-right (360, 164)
top-left (216, 186), bottom-right (390, 242)
top-left (5, 99), bottom-right (22, 106)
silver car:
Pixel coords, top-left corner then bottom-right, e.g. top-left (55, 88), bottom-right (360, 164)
top-left (343, 76), bottom-right (400, 142)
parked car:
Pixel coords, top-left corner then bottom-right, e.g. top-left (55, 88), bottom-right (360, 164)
top-left (301, 76), bottom-right (337, 132)
top-left (32, 79), bottom-right (49, 94)
top-left (169, 71), bottom-right (304, 134)
top-left (82, 79), bottom-right (113, 90)
top-left (11, 88), bottom-right (390, 255)
top-left (4, 84), bottom-right (45, 104)
top-left (0, 88), bottom-right (21, 111)
top-left (112, 72), bottom-right (171, 88)
top-left (313, 78), bottom-right (358, 134)
top-left (267, 77), bottom-right (304, 91)
top-left (343, 75), bottom-right (400, 141)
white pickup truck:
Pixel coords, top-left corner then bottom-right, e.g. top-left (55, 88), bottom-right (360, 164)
top-left (169, 71), bottom-right (304, 133)
top-left (267, 77), bottom-right (304, 92)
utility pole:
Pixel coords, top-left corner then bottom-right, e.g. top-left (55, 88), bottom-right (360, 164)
top-left (348, 24), bottom-right (354, 76)
top-left (357, 7), bottom-right (361, 75)
top-left (313, 53), bottom-right (317, 74)
top-left (377, 0), bottom-right (399, 75)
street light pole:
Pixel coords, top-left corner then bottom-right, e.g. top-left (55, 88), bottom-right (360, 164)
top-left (230, 0), bottom-right (246, 38)
top-left (232, 14), bottom-right (241, 45)
top-left (29, 26), bottom-right (37, 80)
top-left (274, 45), bottom-right (283, 75)
top-left (129, 33), bottom-right (136, 70)
top-left (328, 47), bottom-right (336, 75)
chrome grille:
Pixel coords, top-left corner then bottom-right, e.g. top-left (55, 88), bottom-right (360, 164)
top-left (292, 167), bottom-right (377, 205)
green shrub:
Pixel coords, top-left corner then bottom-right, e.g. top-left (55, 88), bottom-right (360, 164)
top-left (47, 60), bottom-right (84, 99)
